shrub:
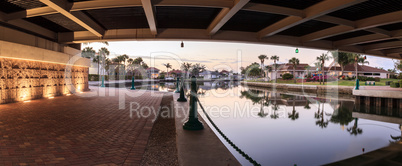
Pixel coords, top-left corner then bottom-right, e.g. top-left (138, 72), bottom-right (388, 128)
top-left (390, 82), bottom-right (400, 88)
top-left (374, 77), bottom-right (381, 82)
top-left (282, 73), bottom-right (293, 80)
top-left (89, 74), bottom-right (99, 81)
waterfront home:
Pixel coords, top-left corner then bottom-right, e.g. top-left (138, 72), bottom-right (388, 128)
top-left (268, 63), bottom-right (389, 79)
top-left (199, 70), bottom-right (221, 79)
top-left (268, 63), bottom-right (316, 80)
top-left (146, 67), bottom-right (160, 79)
top-left (325, 64), bottom-right (389, 78)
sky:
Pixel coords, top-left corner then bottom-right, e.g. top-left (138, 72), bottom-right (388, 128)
top-left (82, 41), bottom-right (397, 73)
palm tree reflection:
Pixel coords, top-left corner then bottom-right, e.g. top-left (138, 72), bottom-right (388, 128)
top-left (288, 97), bottom-right (299, 120)
top-left (240, 90), bottom-right (270, 118)
top-left (390, 125), bottom-right (401, 143)
top-left (315, 100), bottom-right (329, 128)
top-left (347, 118), bottom-right (363, 135)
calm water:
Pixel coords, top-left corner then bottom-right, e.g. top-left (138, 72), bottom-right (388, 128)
top-left (117, 81), bottom-right (401, 165)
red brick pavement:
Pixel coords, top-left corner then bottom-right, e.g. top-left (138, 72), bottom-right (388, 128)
top-left (0, 87), bottom-right (164, 166)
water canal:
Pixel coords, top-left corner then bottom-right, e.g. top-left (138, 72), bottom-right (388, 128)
top-left (102, 81), bottom-right (402, 165)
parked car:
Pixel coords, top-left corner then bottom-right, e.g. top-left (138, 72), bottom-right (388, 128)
top-left (165, 77), bottom-right (174, 80)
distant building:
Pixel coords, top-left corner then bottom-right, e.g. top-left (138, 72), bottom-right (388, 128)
top-left (325, 64), bottom-right (388, 78)
top-left (268, 63), bottom-right (389, 79)
top-left (199, 70), bottom-right (220, 79)
top-left (268, 63), bottom-right (315, 80)
top-left (146, 67), bottom-right (160, 79)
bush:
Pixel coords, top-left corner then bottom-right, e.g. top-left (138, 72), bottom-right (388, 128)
top-left (374, 77), bottom-right (381, 82)
top-left (282, 73), bottom-right (293, 80)
top-left (88, 74), bottom-right (110, 81)
top-left (390, 82), bottom-right (400, 88)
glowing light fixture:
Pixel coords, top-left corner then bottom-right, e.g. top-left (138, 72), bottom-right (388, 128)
top-left (66, 94), bottom-right (71, 96)
top-left (181, 41), bottom-right (184, 48)
top-left (295, 48), bottom-right (299, 53)
top-left (24, 100), bottom-right (31, 103)
top-left (48, 96), bottom-right (54, 99)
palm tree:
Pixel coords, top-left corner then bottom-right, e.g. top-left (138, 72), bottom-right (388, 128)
top-left (98, 47), bottom-right (110, 76)
top-left (120, 54), bottom-right (129, 72)
top-left (181, 62), bottom-right (192, 78)
top-left (288, 57), bottom-right (300, 83)
top-left (258, 54), bottom-right (269, 78)
top-left (332, 51), bottom-right (353, 76)
top-left (81, 47), bottom-right (96, 59)
top-left (270, 55), bottom-right (280, 83)
top-left (163, 63), bottom-right (172, 77)
top-left (92, 55), bottom-right (101, 76)
top-left (304, 65), bottom-right (311, 78)
top-left (316, 53), bottom-right (330, 85)
top-left (349, 54), bottom-right (361, 80)
top-left (104, 58), bottom-right (112, 75)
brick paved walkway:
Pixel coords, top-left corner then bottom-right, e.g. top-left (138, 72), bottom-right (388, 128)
top-left (0, 86), bottom-right (164, 166)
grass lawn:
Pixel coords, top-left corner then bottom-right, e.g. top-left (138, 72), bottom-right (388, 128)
top-left (246, 78), bottom-right (401, 86)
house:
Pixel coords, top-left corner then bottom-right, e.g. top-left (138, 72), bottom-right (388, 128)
top-left (268, 63), bottom-right (316, 80)
top-left (268, 63), bottom-right (389, 79)
top-left (167, 69), bottom-right (188, 78)
top-left (199, 70), bottom-right (220, 79)
top-left (325, 64), bottom-right (389, 78)
top-left (146, 67), bottom-right (160, 79)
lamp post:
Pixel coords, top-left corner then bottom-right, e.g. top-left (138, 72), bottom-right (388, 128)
top-left (355, 56), bottom-right (359, 90)
top-left (175, 77), bottom-right (180, 93)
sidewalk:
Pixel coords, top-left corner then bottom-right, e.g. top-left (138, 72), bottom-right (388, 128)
top-left (173, 93), bottom-right (240, 166)
top-left (0, 86), bottom-right (164, 165)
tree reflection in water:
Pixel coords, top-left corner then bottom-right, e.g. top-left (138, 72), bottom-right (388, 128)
top-left (240, 90), bottom-right (270, 118)
top-left (390, 125), bottom-right (401, 143)
top-left (347, 118), bottom-right (363, 136)
top-left (288, 97), bottom-right (299, 120)
top-left (315, 100), bottom-right (329, 128)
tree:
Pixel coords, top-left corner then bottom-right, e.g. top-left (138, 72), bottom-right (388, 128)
top-left (395, 60), bottom-right (402, 72)
top-left (191, 63), bottom-right (206, 77)
top-left (81, 47), bottom-right (96, 59)
top-left (181, 62), bottom-right (192, 78)
top-left (258, 54), bottom-right (269, 78)
top-left (348, 53), bottom-right (362, 80)
top-left (316, 53), bottom-right (330, 85)
top-left (347, 118), bottom-right (363, 136)
top-left (332, 51), bottom-right (353, 76)
top-left (242, 62), bottom-right (261, 78)
top-left (289, 57), bottom-right (300, 83)
top-left (163, 63), bottom-right (172, 77)
top-left (97, 47), bottom-right (110, 76)
top-left (304, 65), bottom-right (311, 78)
top-left (120, 54), bottom-right (129, 71)
top-left (270, 55), bottom-right (279, 82)
top-left (133, 57), bottom-right (143, 66)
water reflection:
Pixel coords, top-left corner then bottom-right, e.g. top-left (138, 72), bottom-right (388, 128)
top-left (200, 86), bottom-right (401, 165)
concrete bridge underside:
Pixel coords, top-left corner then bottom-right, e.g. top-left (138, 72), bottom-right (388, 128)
top-left (0, 0), bottom-right (401, 60)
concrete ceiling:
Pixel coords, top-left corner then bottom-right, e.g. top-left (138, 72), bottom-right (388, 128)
top-left (0, 0), bottom-right (401, 59)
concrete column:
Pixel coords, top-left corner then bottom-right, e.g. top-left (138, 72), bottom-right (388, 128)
top-left (376, 97), bottom-right (382, 107)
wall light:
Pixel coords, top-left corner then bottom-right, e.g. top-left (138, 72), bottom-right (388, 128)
top-left (181, 41), bottom-right (184, 48)
top-left (295, 48), bottom-right (299, 53)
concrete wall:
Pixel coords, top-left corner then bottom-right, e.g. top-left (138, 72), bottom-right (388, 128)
top-left (0, 40), bottom-right (90, 104)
